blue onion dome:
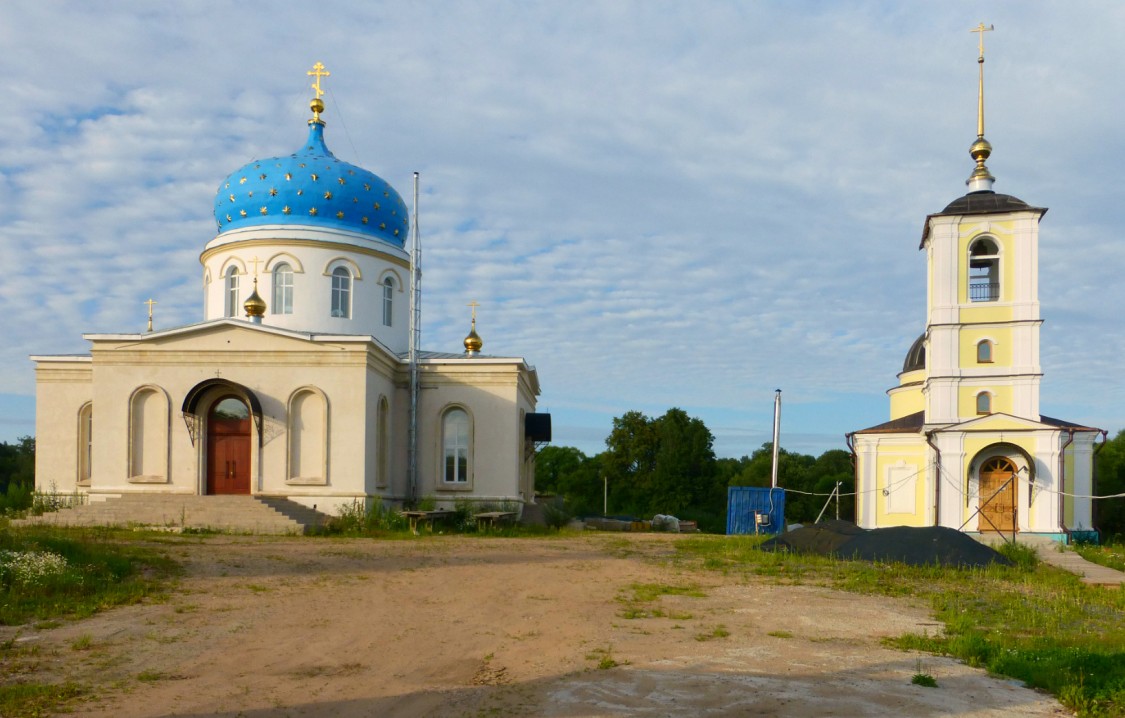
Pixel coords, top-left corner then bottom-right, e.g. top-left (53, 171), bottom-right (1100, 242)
top-left (213, 115), bottom-right (408, 248)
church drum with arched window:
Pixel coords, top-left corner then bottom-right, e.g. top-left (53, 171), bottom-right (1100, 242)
top-left (207, 396), bottom-right (252, 494)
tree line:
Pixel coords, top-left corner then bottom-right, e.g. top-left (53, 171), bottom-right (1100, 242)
top-left (536, 409), bottom-right (1125, 537)
top-left (534, 408), bottom-right (854, 533)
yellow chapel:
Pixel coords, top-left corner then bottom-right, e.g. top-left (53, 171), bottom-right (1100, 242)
top-left (849, 28), bottom-right (1103, 541)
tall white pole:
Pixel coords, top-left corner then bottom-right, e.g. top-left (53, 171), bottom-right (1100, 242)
top-left (407, 172), bottom-right (421, 503)
top-left (770, 389), bottom-right (781, 489)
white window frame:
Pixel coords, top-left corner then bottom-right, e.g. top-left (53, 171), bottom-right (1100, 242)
top-left (382, 277), bottom-right (394, 327)
top-left (441, 406), bottom-right (472, 487)
top-left (225, 266), bottom-right (240, 318)
top-left (331, 267), bottom-right (351, 319)
top-left (272, 263), bottom-right (294, 315)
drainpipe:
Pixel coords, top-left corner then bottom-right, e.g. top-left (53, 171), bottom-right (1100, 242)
top-left (845, 432), bottom-right (856, 522)
top-left (1058, 428), bottom-right (1075, 537)
top-left (926, 431), bottom-right (941, 527)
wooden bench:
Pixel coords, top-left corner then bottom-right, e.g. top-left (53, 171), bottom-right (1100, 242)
top-left (401, 509), bottom-right (456, 535)
top-left (473, 511), bottom-right (518, 530)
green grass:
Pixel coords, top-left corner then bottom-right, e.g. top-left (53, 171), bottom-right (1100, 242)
top-left (0, 681), bottom-right (87, 717)
top-left (0, 525), bottom-right (179, 626)
top-left (695, 625), bottom-right (730, 642)
top-left (674, 535), bottom-right (1125, 718)
top-left (1075, 543), bottom-right (1125, 573)
top-left (616, 582), bottom-right (707, 619)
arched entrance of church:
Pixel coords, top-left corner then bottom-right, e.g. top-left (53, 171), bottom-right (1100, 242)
top-left (978, 456), bottom-right (1017, 533)
top-left (206, 396), bottom-right (251, 495)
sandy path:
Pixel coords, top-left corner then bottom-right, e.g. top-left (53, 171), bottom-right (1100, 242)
top-left (4, 534), bottom-right (1068, 717)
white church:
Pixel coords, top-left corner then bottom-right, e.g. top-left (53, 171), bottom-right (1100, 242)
top-left (32, 65), bottom-right (548, 520)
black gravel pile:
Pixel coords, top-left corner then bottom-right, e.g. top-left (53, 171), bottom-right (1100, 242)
top-left (760, 521), bottom-right (1012, 568)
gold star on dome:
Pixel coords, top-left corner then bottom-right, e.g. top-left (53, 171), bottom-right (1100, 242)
top-left (269, 188), bottom-right (278, 197)
top-left (299, 163), bottom-right (306, 168)
top-left (379, 222), bottom-right (386, 229)
top-left (259, 173), bottom-right (267, 180)
top-left (226, 214), bottom-right (232, 222)
top-left (282, 206), bottom-right (291, 215)
top-left (352, 197), bottom-right (358, 203)
top-left (338, 177), bottom-right (345, 185)
top-left (336, 211), bottom-right (344, 219)
top-left (260, 207), bottom-right (268, 215)
top-left (394, 229), bottom-right (400, 236)
top-left (374, 202), bottom-right (380, 210)
top-left (229, 194), bottom-right (235, 202)
top-left (383, 191), bottom-right (389, 197)
top-left (362, 217), bottom-right (369, 224)
top-left (248, 191), bottom-right (253, 197)
top-left (309, 207), bottom-right (318, 216)
top-left (348, 170), bottom-right (355, 175)
top-left (239, 177), bottom-right (247, 184)
top-left (296, 189), bottom-right (304, 196)
top-left (225, 182), bottom-right (230, 189)
top-left (311, 173), bottom-right (319, 181)
top-left (240, 209), bottom-right (247, 217)
top-left (364, 183), bottom-right (370, 191)
top-left (285, 172), bottom-right (292, 181)
top-left (324, 191), bottom-right (333, 200)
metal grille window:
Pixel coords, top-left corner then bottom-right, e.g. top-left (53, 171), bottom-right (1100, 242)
top-left (968, 238), bottom-right (999, 302)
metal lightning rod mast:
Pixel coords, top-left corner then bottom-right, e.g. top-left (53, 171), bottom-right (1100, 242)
top-left (407, 172), bottom-right (421, 503)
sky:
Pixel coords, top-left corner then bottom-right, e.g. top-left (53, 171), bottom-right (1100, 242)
top-left (2, 1), bottom-right (1124, 459)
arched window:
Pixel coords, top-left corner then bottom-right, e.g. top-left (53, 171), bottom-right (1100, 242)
top-left (442, 407), bottom-right (471, 484)
top-left (382, 277), bottom-right (394, 327)
top-left (968, 238), bottom-right (999, 302)
top-left (976, 339), bottom-right (993, 363)
top-left (77, 403), bottom-right (93, 485)
top-left (224, 266), bottom-right (240, 318)
top-left (272, 263), bottom-right (294, 315)
top-left (331, 267), bottom-right (351, 318)
top-left (976, 391), bottom-right (992, 415)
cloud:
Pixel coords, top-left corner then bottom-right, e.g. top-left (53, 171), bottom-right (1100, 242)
top-left (1, 1), bottom-right (1123, 451)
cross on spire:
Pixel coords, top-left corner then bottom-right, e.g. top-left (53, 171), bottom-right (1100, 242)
top-left (467, 300), bottom-right (479, 322)
top-left (308, 62), bottom-right (330, 99)
top-left (250, 256), bottom-right (262, 277)
top-left (144, 298), bottom-right (157, 332)
top-left (971, 22), bottom-right (994, 139)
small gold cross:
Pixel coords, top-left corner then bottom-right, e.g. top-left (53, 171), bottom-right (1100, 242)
top-left (971, 22), bottom-right (994, 60)
top-left (144, 298), bottom-right (157, 332)
top-left (308, 62), bottom-right (330, 99)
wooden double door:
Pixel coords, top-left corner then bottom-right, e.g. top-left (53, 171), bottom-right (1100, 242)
top-left (207, 396), bottom-right (251, 495)
top-left (978, 457), bottom-right (1017, 533)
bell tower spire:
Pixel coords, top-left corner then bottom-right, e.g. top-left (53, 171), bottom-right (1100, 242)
top-left (966, 23), bottom-right (996, 192)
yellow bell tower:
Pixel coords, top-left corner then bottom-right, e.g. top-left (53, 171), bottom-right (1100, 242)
top-left (850, 25), bottom-right (1102, 540)
top-left (921, 22), bottom-right (1044, 427)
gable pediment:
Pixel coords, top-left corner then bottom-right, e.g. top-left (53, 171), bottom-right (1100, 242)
top-left (937, 412), bottom-right (1051, 433)
top-left (85, 319), bottom-right (392, 358)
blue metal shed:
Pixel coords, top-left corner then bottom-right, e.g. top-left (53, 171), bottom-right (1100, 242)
top-left (727, 487), bottom-right (786, 535)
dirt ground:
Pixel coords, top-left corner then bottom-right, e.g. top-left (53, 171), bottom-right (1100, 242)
top-left (3, 533), bottom-right (1070, 717)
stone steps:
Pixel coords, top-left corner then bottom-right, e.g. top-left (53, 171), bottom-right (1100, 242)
top-left (13, 495), bottom-right (329, 535)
